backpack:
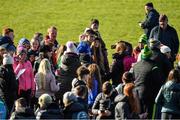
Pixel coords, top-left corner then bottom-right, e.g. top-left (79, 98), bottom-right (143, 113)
top-left (72, 111), bottom-right (89, 120)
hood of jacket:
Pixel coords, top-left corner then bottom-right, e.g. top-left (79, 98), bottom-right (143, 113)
top-left (114, 94), bottom-right (128, 103)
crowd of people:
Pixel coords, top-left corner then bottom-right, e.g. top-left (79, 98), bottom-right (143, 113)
top-left (0, 2), bottom-right (180, 119)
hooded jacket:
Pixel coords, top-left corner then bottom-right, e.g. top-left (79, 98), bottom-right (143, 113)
top-left (63, 102), bottom-right (87, 119)
top-left (13, 60), bottom-right (35, 94)
top-left (36, 103), bottom-right (64, 119)
top-left (114, 94), bottom-right (139, 119)
top-left (155, 81), bottom-right (180, 115)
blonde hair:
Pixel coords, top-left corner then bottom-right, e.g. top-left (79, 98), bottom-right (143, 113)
top-left (38, 58), bottom-right (52, 89)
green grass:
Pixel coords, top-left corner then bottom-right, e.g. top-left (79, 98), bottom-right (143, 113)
top-left (0, 0), bottom-right (180, 62)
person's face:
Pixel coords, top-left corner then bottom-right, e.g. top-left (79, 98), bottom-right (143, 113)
top-left (87, 34), bottom-right (95, 43)
top-left (165, 52), bottom-right (171, 59)
top-left (48, 29), bottom-right (57, 41)
top-left (25, 44), bottom-right (30, 50)
top-left (159, 19), bottom-right (168, 30)
top-left (29, 55), bottom-right (35, 62)
top-left (8, 32), bottom-right (15, 41)
top-left (91, 23), bottom-right (99, 31)
top-left (32, 40), bottom-right (39, 51)
top-left (144, 6), bottom-right (150, 14)
top-left (94, 40), bottom-right (100, 48)
top-left (19, 52), bottom-right (27, 62)
top-left (47, 51), bottom-right (52, 58)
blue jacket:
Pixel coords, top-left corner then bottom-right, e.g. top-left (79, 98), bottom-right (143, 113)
top-left (88, 79), bottom-right (98, 107)
top-left (141, 9), bottom-right (159, 38)
top-left (0, 98), bottom-right (7, 119)
top-left (77, 41), bottom-right (91, 55)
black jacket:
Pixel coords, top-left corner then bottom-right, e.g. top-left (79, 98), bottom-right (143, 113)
top-left (36, 103), bottom-right (64, 119)
top-left (56, 52), bottom-right (81, 101)
top-left (114, 94), bottom-right (139, 120)
top-left (150, 47), bottom-right (172, 82)
top-left (132, 59), bottom-right (163, 118)
top-left (149, 25), bottom-right (179, 61)
top-left (110, 52), bottom-right (126, 86)
top-left (0, 65), bottom-right (17, 112)
top-left (141, 9), bottom-right (159, 38)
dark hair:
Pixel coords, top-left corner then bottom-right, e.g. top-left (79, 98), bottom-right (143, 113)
top-left (15, 97), bottom-right (27, 107)
top-left (102, 81), bottom-right (113, 95)
top-left (85, 29), bottom-right (96, 36)
top-left (159, 14), bottom-right (168, 22)
top-left (168, 69), bottom-right (180, 83)
top-left (2, 27), bottom-right (14, 36)
top-left (74, 85), bottom-right (87, 97)
top-left (91, 19), bottom-right (99, 25)
top-left (145, 2), bottom-right (153, 8)
top-left (77, 66), bottom-right (90, 79)
top-left (34, 32), bottom-right (43, 38)
top-left (122, 71), bottom-right (134, 83)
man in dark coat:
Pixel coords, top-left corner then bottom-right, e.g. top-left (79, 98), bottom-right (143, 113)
top-left (149, 39), bottom-right (172, 82)
top-left (149, 14), bottom-right (179, 62)
top-left (139, 2), bottom-right (159, 38)
top-left (132, 45), bottom-right (163, 118)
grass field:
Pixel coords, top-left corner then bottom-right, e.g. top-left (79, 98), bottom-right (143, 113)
top-left (0, 0), bottom-right (180, 62)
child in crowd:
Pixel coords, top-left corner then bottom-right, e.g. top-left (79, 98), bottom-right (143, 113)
top-left (115, 71), bottom-right (134, 94)
top-left (87, 64), bottom-right (102, 108)
top-left (28, 38), bottom-right (40, 66)
top-left (10, 98), bottom-right (35, 119)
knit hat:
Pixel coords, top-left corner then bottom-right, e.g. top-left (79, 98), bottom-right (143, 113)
top-left (66, 41), bottom-right (77, 53)
top-left (18, 38), bottom-right (30, 47)
top-left (138, 34), bottom-right (147, 44)
top-left (3, 54), bottom-right (14, 65)
top-left (38, 93), bottom-right (52, 106)
top-left (6, 45), bottom-right (16, 52)
top-left (149, 38), bottom-right (161, 48)
top-left (160, 45), bottom-right (171, 54)
top-left (72, 78), bottom-right (86, 89)
top-left (63, 92), bottom-right (77, 104)
top-left (141, 45), bottom-right (152, 60)
top-left (17, 46), bottom-right (27, 55)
